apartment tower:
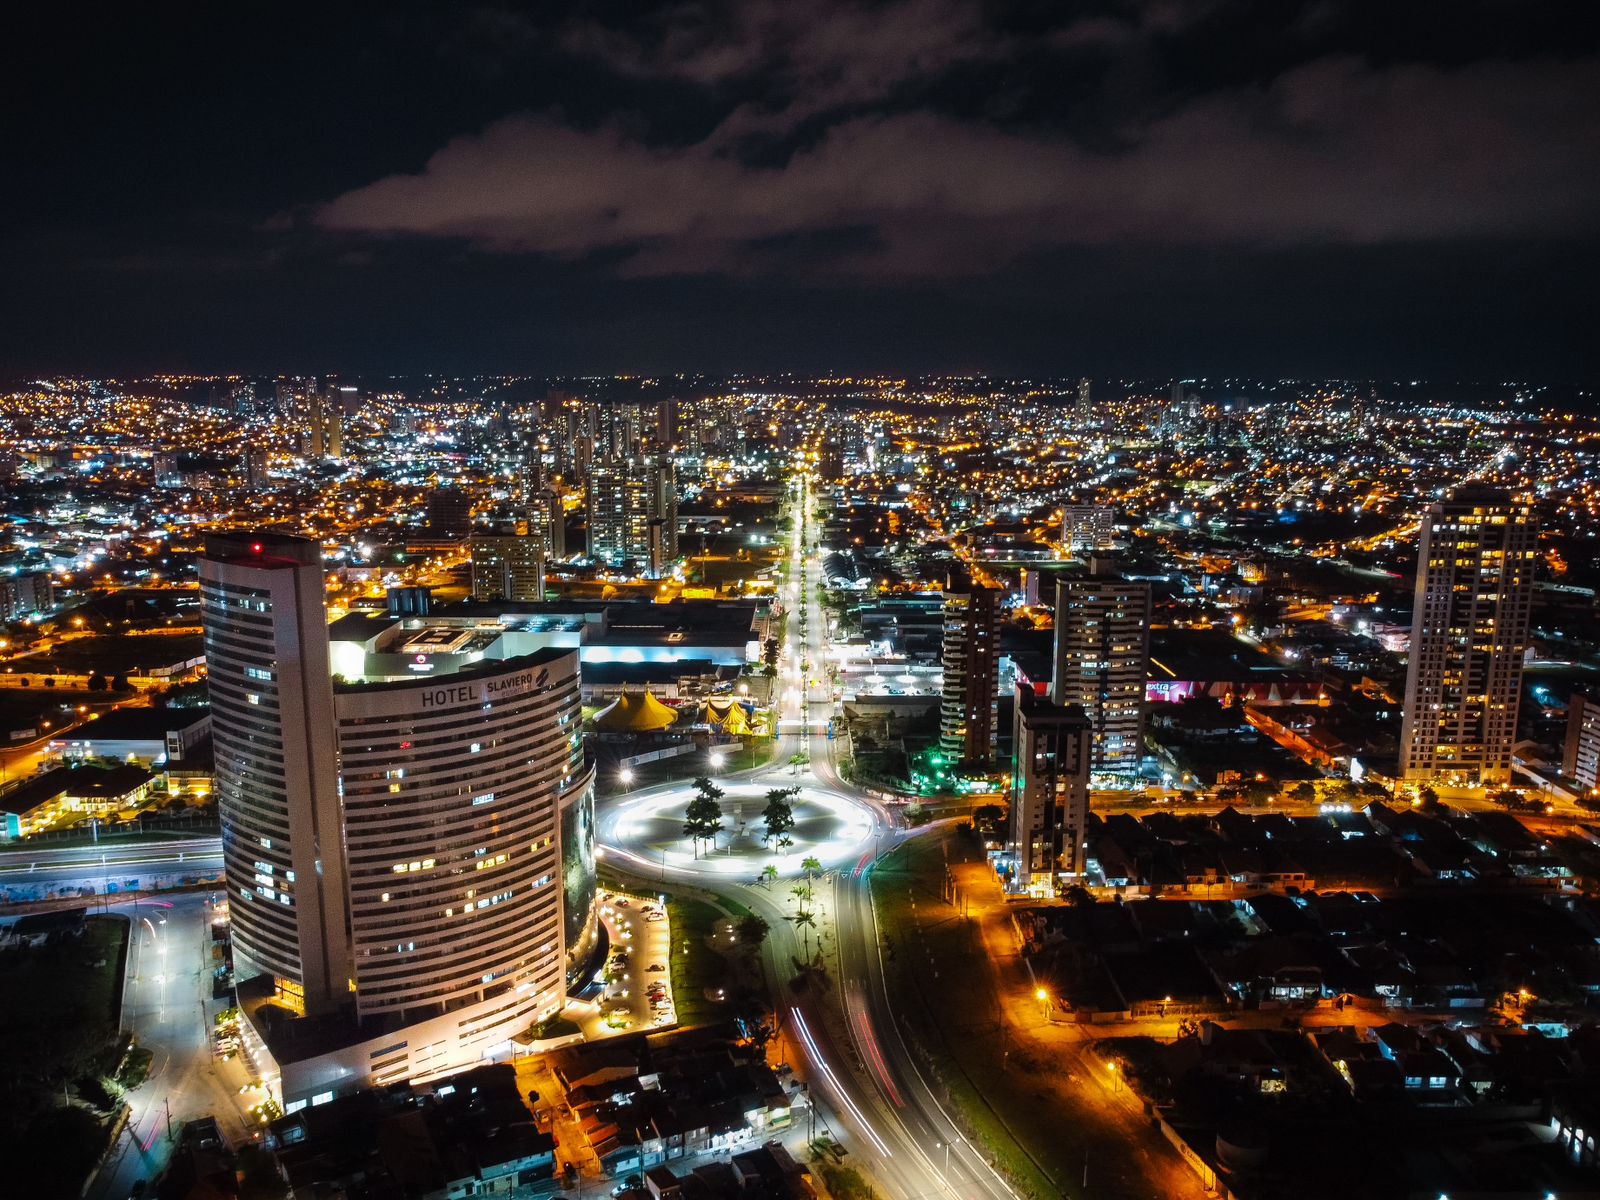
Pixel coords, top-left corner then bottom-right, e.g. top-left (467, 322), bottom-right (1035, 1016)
top-left (939, 572), bottom-right (1001, 764)
top-left (1010, 683), bottom-right (1092, 892)
top-left (1400, 486), bottom-right (1537, 785)
top-left (1052, 572), bottom-right (1151, 778)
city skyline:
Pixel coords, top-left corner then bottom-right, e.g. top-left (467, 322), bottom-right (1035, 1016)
top-left (4, 3), bottom-right (1600, 1197)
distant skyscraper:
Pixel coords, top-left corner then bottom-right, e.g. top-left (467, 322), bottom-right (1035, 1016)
top-left (587, 457), bottom-right (677, 576)
top-left (1400, 486), bottom-right (1537, 785)
top-left (652, 457), bottom-right (679, 564)
top-left (939, 573), bottom-right (1001, 764)
top-left (305, 387), bottom-right (346, 460)
top-left (244, 448), bottom-right (269, 491)
top-left (1052, 572), bottom-right (1151, 778)
top-left (0, 571), bottom-right (53, 621)
top-left (587, 461), bottom-right (650, 568)
top-left (527, 488), bottom-right (567, 560)
top-left (1010, 683), bottom-right (1092, 892)
top-left (471, 534), bottom-right (546, 602)
top-left (1076, 377), bottom-right (1092, 425)
top-left (424, 488), bottom-right (475, 538)
top-left (153, 452), bottom-right (184, 489)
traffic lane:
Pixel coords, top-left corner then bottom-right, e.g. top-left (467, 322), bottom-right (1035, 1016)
top-left (832, 869), bottom-right (1012, 1200)
top-left (743, 858), bottom-right (983, 1200)
top-left (740, 884), bottom-right (937, 1200)
top-left (0, 836), bottom-right (221, 868)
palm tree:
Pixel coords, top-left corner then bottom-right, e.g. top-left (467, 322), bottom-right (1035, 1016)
top-left (791, 909), bottom-right (817, 961)
top-left (760, 864), bottom-right (780, 889)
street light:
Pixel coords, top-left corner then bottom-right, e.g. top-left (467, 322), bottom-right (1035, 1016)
top-left (619, 767), bottom-right (634, 785)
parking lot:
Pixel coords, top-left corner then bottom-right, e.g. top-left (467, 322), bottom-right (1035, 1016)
top-left (576, 887), bottom-right (676, 1039)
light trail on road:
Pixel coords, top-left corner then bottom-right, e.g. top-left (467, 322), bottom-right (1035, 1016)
top-left (791, 1008), bottom-right (893, 1159)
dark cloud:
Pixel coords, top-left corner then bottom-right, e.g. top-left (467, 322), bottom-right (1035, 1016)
top-left (315, 54), bottom-right (1600, 277)
top-left (2, 0), bottom-right (1597, 376)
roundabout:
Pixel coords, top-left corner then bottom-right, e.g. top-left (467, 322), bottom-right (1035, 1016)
top-left (597, 779), bottom-right (879, 881)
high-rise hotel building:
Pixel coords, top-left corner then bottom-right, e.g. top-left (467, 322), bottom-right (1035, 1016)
top-left (201, 534), bottom-right (597, 1109)
top-left (1400, 486), bottom-right (1537, 786)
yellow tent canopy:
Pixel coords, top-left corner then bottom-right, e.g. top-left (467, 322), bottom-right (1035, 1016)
top-left (592, 689), bottom-right (679, 733)
top-left (703, 698), bottom-right (751, 736)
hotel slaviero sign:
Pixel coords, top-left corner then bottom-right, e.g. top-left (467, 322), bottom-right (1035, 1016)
top-left (419, 666), bottom-right (552, 709)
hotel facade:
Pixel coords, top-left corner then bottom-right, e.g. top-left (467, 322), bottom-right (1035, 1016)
top-left (201, 534), bottom-right (597, 1109)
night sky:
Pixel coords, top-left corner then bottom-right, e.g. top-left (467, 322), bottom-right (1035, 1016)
top-left (4, 2), bottom-right (1597, 379)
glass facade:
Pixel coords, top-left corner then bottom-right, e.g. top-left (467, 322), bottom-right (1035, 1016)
top-left (560, 773), bottom-right (599, 987)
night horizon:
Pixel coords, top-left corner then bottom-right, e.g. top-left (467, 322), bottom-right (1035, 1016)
top-left (4, 2), bottom-right (1598, 379)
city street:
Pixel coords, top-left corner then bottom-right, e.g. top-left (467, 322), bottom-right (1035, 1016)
top-left (87, 891), bottom-right (255, 1200)
top-left (600, 475), bottom-right (1028, 1200)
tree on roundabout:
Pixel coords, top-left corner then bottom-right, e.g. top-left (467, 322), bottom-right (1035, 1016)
top-left (762, 787), bottom-right (799, 850)
top-left (684, 776), bottom-right (725, 859)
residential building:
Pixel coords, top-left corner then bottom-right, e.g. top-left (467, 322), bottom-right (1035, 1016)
top-left (1010, 684), bottom-right (1092, 892)
top-left (0, 570), bottom-right (52, 620)
top-left (588, 457), bottom-right (677, 576)
top-left (1564, 687), bottom-right (1600, 792)
top-left (1399, 486), bottom-right (1537, 785)
top-left (1052, 572), bottom-right (1151, 778)
top-left (939, 573), bottom-right (1001, 763)
top-left (1058, 504), bottom-right (1115, 552)
top-left (470, 534), bottom-right (546, 602)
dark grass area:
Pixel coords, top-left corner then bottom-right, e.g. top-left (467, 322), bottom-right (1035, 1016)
top-left (870, 838), bottom-right (1066, 1199)
top-left (0, 914), bottom-right (129, 1198)
top-left (16, 633), bottom-right (203, 676)
top-left (667, 895), bottom-right (727, 1027)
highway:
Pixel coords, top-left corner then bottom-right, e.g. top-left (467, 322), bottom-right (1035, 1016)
top-left (0, 837), bottom-right (223, 902)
